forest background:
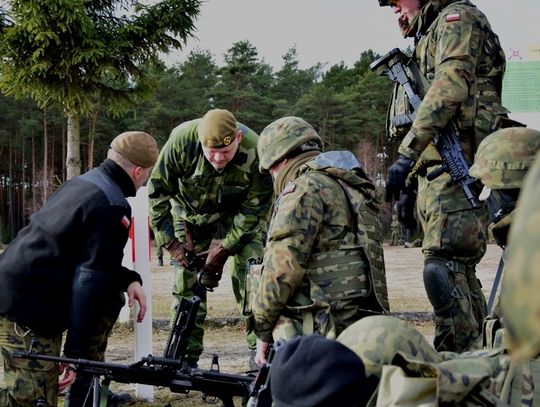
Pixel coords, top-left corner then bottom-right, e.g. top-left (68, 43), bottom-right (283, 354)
top-left (0, 36), bottom-right (396, 243)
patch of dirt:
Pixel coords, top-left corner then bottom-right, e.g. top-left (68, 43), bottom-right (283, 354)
top-left (0, 243), bottom-right (504, 406)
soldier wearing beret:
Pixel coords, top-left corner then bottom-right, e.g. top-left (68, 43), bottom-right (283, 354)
top-left (379, 0), bottom-right (516, 353)
top-left (0, 131), bottom-right (159, 406)
top-left (148, 109), bottom-right (272, 368)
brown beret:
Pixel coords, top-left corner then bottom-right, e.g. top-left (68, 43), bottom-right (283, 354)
top-left (198, 109), bottom-right (238, 148)
top-left (110, 131), bottom-right (159, 168)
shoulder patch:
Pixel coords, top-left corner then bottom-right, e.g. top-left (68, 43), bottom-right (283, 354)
top-left (445, 13), bottom-right (460, 22)
top-left (282, 182), bottom-right (297, 196)
top-left (121, 215), bottom-right (131, 229)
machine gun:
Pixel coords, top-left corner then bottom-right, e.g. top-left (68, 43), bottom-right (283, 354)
top-left (12, 296), bottom-right (254, 407)
top-left (370, 48), bottom-right (480, 209)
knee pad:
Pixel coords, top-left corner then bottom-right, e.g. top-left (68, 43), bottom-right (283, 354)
top-left (423, 259), bottom-right (458, 315)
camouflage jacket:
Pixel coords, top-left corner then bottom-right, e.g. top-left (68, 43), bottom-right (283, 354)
top-left (253, 152), bottom-right (388, 342)
top-left (148, 119), bottom-right (272, 254)
top-left (380, 346), bottom-right (540, 406)
top-left (399, 0), bottom-right (506, 163)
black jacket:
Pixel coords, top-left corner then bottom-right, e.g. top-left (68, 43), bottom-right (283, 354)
top-left (0, 159), bottom-right (142, 353)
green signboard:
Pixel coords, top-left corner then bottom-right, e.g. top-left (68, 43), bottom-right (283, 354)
top-left (502, 44), bottom-right (540, 113)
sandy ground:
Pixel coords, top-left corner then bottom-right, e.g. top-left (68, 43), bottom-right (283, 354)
top-left (0, 242), bottom-right (504, 405)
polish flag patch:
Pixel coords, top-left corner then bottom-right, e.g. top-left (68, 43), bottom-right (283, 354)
top-left (121, 215), bottom-right (131, 229)
top-left (446, 13), bottom-right (460, 22)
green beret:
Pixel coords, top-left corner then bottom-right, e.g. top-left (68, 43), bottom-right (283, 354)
top-left (198, 109), bottom-right (238, 148)
top-left (110, 131), bottom-right (159, 168)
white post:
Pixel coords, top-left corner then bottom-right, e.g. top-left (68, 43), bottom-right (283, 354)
top-left (123, 186), bottom-right (154, 401)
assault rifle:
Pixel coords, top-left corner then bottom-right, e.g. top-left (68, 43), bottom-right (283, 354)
top-left (370, 48), bottom-right (480, 209)
top-left (12, 296), bottom-right (254, 407)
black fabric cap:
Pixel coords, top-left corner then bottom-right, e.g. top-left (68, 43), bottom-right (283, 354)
top-left (270, 335), bottom-right (372, 407)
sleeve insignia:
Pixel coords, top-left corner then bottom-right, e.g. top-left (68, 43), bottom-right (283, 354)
top-left (446, 13), bottom-right (460, 22)
top-left (282, 182), bottom-right (297, 196)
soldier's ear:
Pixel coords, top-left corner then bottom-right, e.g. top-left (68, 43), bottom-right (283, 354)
top-left (235, 130), bottom-right (243, 144)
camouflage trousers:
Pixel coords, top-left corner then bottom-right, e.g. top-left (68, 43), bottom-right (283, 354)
top-left (172, 225), bottom-right (265, 363)
top-left (417, 171), bottom-right (488, 352)
top-left (390, 230), bottom-right (399, 246)
top-left (0, 315), bottom-right (62, 407)
top-left (64, 292), bottom-right (125, 407)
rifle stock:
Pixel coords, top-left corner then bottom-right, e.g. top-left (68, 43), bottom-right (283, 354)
top-left (371, 48), bottom-right (480, 209)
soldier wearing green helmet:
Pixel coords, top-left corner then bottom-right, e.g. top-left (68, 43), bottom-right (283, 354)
top-left (252, 116), bottom-right (389, 366)
top-left (378, 0), bottom-right (518, 353)
top-left (470, 127), bottom-right (540, 248)
top-left (324, 130), bottom-right (540, 406)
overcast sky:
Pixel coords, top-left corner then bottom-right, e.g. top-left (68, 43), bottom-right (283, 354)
top-left (167, 0), bottom-right (540, 70)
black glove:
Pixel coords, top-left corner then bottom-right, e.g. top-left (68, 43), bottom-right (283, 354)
top-left (385, 155), bottom-right (415, 202)
top-left (198, 244), bottom-right (231, 289)
top-left (396, 188), bottom-right (417, 230)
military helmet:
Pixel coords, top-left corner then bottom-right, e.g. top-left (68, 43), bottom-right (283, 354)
top-left (257, 117), bottom-right (322, 173)
top-left (469, 127), bottom-right (540, 189)
top-left (501, 150), bottom-right (540, 360)
top-left (337, 315), bottom-right (441, 379)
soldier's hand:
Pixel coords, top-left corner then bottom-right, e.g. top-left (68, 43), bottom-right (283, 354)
top-left (385, 155), bottom-right (415, 202)
top-left (255, 339), bottom-right (271, 366)
top-left (397, 188), bottom-right (417, 230)
top-left (127, 281), bottom-right (147, 323)
top-left (199, 244), bottom-right (230, 289)
top-left (164, 238), bottom-right (192, 268)
top-left (58, 362), bottom-right (76, 393)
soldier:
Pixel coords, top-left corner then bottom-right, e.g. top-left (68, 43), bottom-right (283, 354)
top-left (469, 127), bottom-right (540, 348)
top-left (334, 133), bottom-right (540, 406)
top-left (253, 116), bottom-right (389, 365)
top-left (148, 109), bottom-right (272, 368)
top-left (469, 127), bottom-right (540, 250)
top-left (0, 131), bottom-right (157, 407)
top-left (390, 214), bottom-right (400, 246)
top-left (378, 0), bottom-right (515, 352)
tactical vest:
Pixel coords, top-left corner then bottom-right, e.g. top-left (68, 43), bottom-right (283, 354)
top-left (388, 1), bottom-right (519, 162)
top-left (302, 152), bottom-right (390, 313)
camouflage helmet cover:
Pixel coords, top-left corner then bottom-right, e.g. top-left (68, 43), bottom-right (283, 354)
top-left (501, 150), bottom-right (540, 360)
top-left (257, 116), bottom-right (322, 173)
top-left (469, 127), bottom-right (540, 189)
top-left (337, 315), bottom-right (440, 379)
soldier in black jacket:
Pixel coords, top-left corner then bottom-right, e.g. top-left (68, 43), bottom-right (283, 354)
top-left (0, 131), bottom-right (158, 407)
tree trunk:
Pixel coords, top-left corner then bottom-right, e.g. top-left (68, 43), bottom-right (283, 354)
top-left (8, 134), bottom-right (13, 239)
top-left (66, 111), bottom-right (81, 179)
top-left (31, 132), bottom-right (36, 213)
top-left (87, 112), bottom-right (97, 170)
top-left (21, 135), bottom-right (25, 227)
top-left (43, 106), bottom-right (49, 203)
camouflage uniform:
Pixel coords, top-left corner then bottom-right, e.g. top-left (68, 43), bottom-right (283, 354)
top-left (148, 117), bottom-right (272, 361)
top-left (385, 0), bottom-right (510, 352)
top-left (0, 316), bottom-right (61, 407)
top-left (64, 292), bottom-right (126, 406)
top-left (468, 128), bottom-right (540, 345)
top-left (334, 132), bottom-right (540, 406)
top-left (390, 215), bottom-right (400, 246)
top-left (502, 149), bottom-right (540, 362)
top-left (252, 117), bottom-right (388, 344)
